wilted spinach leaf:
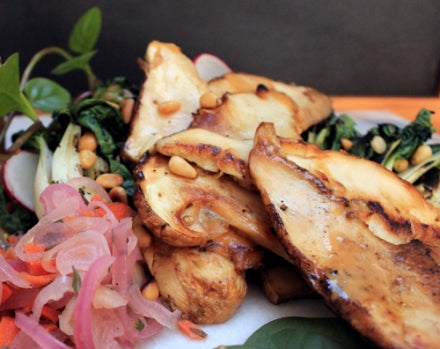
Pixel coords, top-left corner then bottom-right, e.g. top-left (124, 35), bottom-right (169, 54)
top-left (220, 317), bottom-right (378, 349)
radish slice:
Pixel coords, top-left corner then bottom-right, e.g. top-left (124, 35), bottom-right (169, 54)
top-left (193, 53), bottom-right (232, 80)
top-left (2, 150), bottom-right (39, 211)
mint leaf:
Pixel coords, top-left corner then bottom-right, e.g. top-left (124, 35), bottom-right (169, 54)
top-left (51, 51), bottom-right (97, 76)
top-left (68, 6), bottom-right (102, 54)
top-left (24, 77), bottom-right (71, 113)
top-left (0, 53), bottom-right (38, 121)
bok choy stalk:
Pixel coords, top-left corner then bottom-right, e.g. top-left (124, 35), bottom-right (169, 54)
top-left (33, 134), bottom-right (53, 219)
top-left (380, 108), bottom-right (435, 171)
top-left (51, 122), bottom-right (82, 183)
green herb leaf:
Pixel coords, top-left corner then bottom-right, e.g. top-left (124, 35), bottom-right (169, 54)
top-left (135, 319), bottom-right (145, 331)
top-left (221, 317), bottom-right (377, 349)
top-left (68, 6), bottom-right (102, 54)
top-left (24, 77), bottom-right (71, 113)
top-left (0, 53), bottom-right (38, 121)
top-left (72, 266), bottom-right (82, 292)
top-left (51, 51), bottom-right (97, 75)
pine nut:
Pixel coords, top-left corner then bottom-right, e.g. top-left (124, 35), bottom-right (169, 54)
top-left (122, 98), bottom-right (135, 124)
top-left (199, 92), bottom-right (220, 109)
top-left (168, 156), bottom-right (198, 179)
top-left (393, 158), bottom-right (409, 173)
top-left (157, 101), bottom-right (181, 116)
top-left (370, 135), bottom-right (387, 154)
top-left (410, 144), bottom-right (432, 165)
top-left (79, 149), bottom-right (97, 169)
top-left (96, 173), bottom-right (124, 189)
top-left (340, 138), bottom-right (352, 151)
top-left (109, 186), bottom-right (128, 204)
top-left (141, 280), bottom-right (160, 301)
top-left (133, 224), bottom-right (152, 248)
top-left (78, 132), bottom-right (98, 152)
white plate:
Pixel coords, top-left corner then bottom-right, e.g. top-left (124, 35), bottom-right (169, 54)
top-left (5, 111), bottom-right (435, 348)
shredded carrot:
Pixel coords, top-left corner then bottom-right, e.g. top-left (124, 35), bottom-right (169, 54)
top-left (7, 235), bottom-right (19, 245)
top-left (79, 208), bottom-right (99, 217)
top-left (178, 319), bottom-right (208, 340)
top-left (0, 249), bottom-right (4, 257)
top-left (94, 201), bottom-right (133, 220)
top-left (26, 260), bottom-right (53, 276)
top-left (4, 246), bottom-right (16, 260)
top-left (40, 305), bottom-right (60, 323)
top-left (18, 271), bottom-right (57, 287)
top-left (90, 193), bottom-right (105, 202)
top-left (1, 283), bottom-right (13, 304)
top-left (0, 316), bottom-right (20, 346)
top-left (22, 243), bottom-right (46, 254)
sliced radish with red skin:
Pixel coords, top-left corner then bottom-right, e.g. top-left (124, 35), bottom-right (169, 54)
top-left (2, 150), bottom-right (39, 211)
top-left (193, 53), bottom-right (232, 80)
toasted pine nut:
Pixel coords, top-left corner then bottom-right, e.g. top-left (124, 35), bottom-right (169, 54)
top-left (410, 144), bottom-right (432, 165)
top-left (109, 186), bottom-right (128, 204)
top-left (370, 135), bottom-right (387, 154)
top-left (79, 149), bottom-right (97, 169)
top-left (340, 138), bottom-right (352, 151)
top-left (157, 101), bottom-right (181, 116)
top-left (78, 132), bottom-right (98, 152)
top-left (393, 158), bottom-right (409, 173)
top-left (106, 101), bottom-right (120, 110)
top-left (141, 280), bottom-right (160, 301)
top-left (168, 156), bottom-right (198, 179)
top-left (133, 224), bottom-right (152, 248)
top-left (96, 173), bottom-right (124, 189)
top-left (122, 98), bottom-right (135, 124)
top-left (199, 92), bottom-right (220, 109)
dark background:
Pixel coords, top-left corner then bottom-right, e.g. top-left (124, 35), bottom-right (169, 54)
top-left (2, 0), bottom-right (440, 96)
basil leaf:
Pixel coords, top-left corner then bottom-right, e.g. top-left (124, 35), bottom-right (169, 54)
top-left (0, 53), bottom-right (38, 120)
top-left (24, 77), bottom-right (71, 113)
top-left (68, 6), bottom-right (102, 54)
top-left (51, 51), bottom-right (97, 75)
top-left (223, 317), bottom-right (377, 349)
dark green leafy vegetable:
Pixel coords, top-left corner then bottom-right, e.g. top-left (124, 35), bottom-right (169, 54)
top-left (304, 112), bottom-right (360, 150)
top-left (381, 108), bottom-right (435, 170)
top-left (0, 187), bottom-right (37, 234)
top-left (219, 317), bottom-right (378, 349)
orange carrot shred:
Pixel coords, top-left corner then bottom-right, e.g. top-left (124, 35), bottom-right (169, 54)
top-left (7, 235), bottom-right (19, 245)
top-left (22, 243), bottom-right (46, 254)
top-left (178, 319), bottom-right (208, 340)
top-left (106, 202), bottom-right (133, 220)
top-left (0, 316), bottom-right (20, 346)
top-left (90, 194), bottom-right (105, 202)
top-left (40, 305), bottom-right (60, 323)
top-left (18, 272), bottom-right (57, 287)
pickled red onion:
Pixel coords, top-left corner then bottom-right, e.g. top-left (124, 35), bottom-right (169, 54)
top-left (15, 312), bottom-right (71, 349)
top-left (74, 255), bottom-right (115, 349)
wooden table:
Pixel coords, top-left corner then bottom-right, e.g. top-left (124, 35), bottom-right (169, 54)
top-left (331, 96), bottom-right (440, 130)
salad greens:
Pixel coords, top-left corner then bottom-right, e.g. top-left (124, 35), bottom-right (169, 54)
top-left (219, 317), bottom-right (378, 349)
top-left (303, 108), bottom-right (440, 207)
top-left (0, 6), bottom-right (137, 236)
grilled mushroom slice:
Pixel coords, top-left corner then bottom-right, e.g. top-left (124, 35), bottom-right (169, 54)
top-left (207, 72), bottom-right (333, 132)
top-left (190, 88), bottom-right (302, 140)
top-left (144, 240), bottom-right (247, 324)
top-left (155, 128), bottom-right (254, 188)
top-left (249, 122), bottom-right (440, 349)
top-left (123, 40), bottom-right (209, 163)
top-left (133, 153), bottom-right (290, 261)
